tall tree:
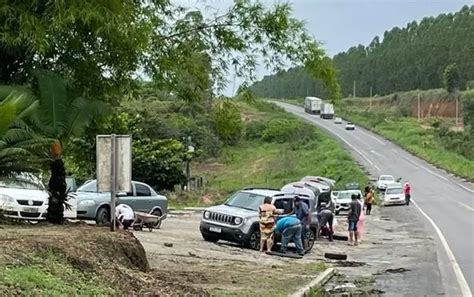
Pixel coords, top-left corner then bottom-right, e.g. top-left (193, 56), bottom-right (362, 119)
top-left (444, 63), bottom-right (461, 93)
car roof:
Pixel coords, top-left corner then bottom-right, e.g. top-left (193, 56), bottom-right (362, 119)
top-left (386, 183), bottom-right (402, 188)
top-left (337, 189), bottom-right (362, 194)
top-left (379, 175), bottom-right (394, 178)
top-left (242, 188), bottom-right (284, 197)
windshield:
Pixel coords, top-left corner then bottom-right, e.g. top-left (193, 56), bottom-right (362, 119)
top-left (225, 191), bottom-right (266, 211)
top-left (337, 191), bottom-right (359, 200)
top-left (380, 176), bottom-right (394, 181)
top-left (0, 179), bottom-right (44, 190)
top-left (386, 188), bottom-right (403, 194)
top-left (77, 180), bottom-right (97, 193)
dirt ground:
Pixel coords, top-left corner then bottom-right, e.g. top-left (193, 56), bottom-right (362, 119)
top-left (136, 204), bottom-right (442, 297)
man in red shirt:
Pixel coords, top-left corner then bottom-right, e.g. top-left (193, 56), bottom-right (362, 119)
top-left (403, 182), bottom-right (411, 206)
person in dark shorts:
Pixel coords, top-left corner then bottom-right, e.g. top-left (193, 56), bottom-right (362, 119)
top-left (116, 204), bottom-right (135, 230)
top-left (293, 196), bottom-right (311, 251)
top-left (317, 202), bottom-right (334, 241)
top-left (347, 194), bottom-right (362, 246)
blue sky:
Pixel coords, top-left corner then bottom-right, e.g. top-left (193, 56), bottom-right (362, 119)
top-left (175, 0), bottom-right (473, 95)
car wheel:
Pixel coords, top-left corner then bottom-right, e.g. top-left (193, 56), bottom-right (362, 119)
top-left (202, 233), bottom-right (219, 243)
top-left (151, 209), bottom-right (162, 229)
top-left (246, 228), bottom-right (260, 250)
top-left (96, 207), bottom-right (110, 225)
top-left (305, 228), bottom-right (316, 252)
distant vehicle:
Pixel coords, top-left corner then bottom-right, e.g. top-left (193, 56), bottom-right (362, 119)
top-left (376, 175), bottom-right (395, 191)
top-left (334, 117), bottom-right (343, 124)
top-left (199, 188), bottom-right (320, 251)
top-left (345, 122), bottom-right (355, 130)
top-left (382, 183), bottom-right (405, 206)
top-left (0, 174), bottom-right (77, 220)
top-left (304, 97), bottom-right (323, 114)
top-left (334, 189), bottom-right (363, 215)
top-left (76, 180), bottom-right (167, 227)
top-left (320, 102), bottom-right (335, 119)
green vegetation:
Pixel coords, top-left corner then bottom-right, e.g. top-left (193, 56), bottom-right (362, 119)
top-left (0, 255), bottom-right (114, 296)
top-left (250, 5), bottom-right (474, 99)
top-left (172, 101), bottom-right (368, 207)
top-left (338, 96), bottom-right (474, 180)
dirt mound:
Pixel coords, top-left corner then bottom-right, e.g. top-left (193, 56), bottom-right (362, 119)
top-left (0, 224), bottom-right (207, 296)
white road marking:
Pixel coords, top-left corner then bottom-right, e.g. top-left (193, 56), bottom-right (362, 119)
top-left (412, 200), bottom-right (472, 297)
top-left (357, 128), bottom-right (386, 145)
top-left (369, 149), bottom-right (384, 157)
top-left (391, 149), bottom-right (474, 193)
top-left (455, 201), bottom-right (474, 212)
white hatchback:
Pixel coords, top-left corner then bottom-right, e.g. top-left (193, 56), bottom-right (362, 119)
top-left (383, 184), bottom-right (405, 206)
top-left (376, 175), bottom-right (395, 190)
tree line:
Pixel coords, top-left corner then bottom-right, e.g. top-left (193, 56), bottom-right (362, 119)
top-left (250, 5), bottom-right (474, 98)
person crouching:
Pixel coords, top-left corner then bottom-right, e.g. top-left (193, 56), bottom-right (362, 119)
top-left (274, 216), bottom-right (305, 256)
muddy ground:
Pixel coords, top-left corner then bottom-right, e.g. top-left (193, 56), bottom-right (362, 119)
top-left (136, 203), bottom-right (442, 296)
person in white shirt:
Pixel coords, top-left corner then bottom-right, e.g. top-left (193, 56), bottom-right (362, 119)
top-left (115, 204), bottom-right (134, 230)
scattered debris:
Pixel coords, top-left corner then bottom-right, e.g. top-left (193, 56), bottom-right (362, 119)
top-left (164, 242), bottom-right (174, 247)
top-left (324, 253), bottom-right (347, 260)
top-left (332, 260), bottom-right (367, 267)
top-left (385, 267), bottom-right (411, 274)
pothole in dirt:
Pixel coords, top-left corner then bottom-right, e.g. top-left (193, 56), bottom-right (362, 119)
top-left (373, 267), bottom-right (411, 275)
top-left (331, 260), bottom-right (367, 267)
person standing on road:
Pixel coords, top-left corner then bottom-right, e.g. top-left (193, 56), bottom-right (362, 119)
top-left (274, 216), bottom-right (304, 256)
top-left (258, 196), bottom-right (277, 252)
top-left (404, 182), bottom-right (411, 205)
top-left (293, 196), bottom-right (311, 251)
top-left (347, 194), bottom-right (362, 246)
top-left (356, 194), bottom-right (365, 243)
top-left (364, 186), bottom-right (374, 215)
top-left (316, 202), bottom-right (334, 241)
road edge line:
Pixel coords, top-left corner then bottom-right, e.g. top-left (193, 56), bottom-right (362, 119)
top-left (412, 200), bottom-right (472, 297)
top-left (290, 267), bottom-right (336, 297)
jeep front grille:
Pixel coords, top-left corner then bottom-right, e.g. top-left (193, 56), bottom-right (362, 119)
top-left (209, 212), bottom-right (233, 224)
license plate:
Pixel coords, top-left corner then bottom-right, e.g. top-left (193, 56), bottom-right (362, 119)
top-left (23, 207), bottom-right (38, 213)
top-left (209, 227), bottom-right (222, 233)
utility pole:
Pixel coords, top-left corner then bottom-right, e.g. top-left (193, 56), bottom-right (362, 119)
top-left (455, 96), bottom-right (459, 128)
top-left (369, 86), bottom-right (373, 110)
top-left (353, 80), bottom-right (356, 97)
top-left (417, 93), bottom-right (421, 121)
top-left (370, 86), bottom-right (373, 97)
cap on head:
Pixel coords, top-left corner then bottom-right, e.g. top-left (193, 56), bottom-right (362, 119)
top-left (351, 194), bottom-right (357, 200)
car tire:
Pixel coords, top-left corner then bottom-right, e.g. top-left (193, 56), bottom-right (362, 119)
top-left (202, 233), bottom-right (219, 243)
top-left (96, 207), bottom-right (110, 225)
top-left (151, 209), bottom-right (162, 229)
top-left (246, 227), bottom-right (260, 250)
top-left (305, 228), bottom-right (316, 252)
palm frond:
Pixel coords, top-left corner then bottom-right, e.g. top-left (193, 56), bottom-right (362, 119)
top-left (33, 70), bottom-right (68, 138)
top-left (66, 97), bottom-right (109, 139)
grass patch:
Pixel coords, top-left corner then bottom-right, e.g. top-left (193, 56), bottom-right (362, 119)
top-left (0, 262), bottom-right (114, 296)
top-left (337, 105), bottom-right (474, 180)
top-left (170, 100), bottom-right (368, 207)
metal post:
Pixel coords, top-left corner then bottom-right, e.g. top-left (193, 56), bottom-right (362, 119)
top-left (455, 96), bottom-right (459, 128)
top-left (370, 86), bottom-right (373, 97)
top-left (110, 134), bottom-right (117, 231)
top-left (353, 80), bottom-right (356, 97)
top-left (186, 136), bottom-right (191, 190)
top-left (417, 94), bottom-right (421, 121)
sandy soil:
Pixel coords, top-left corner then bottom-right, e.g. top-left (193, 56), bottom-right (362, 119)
top-left (135, 203), bottom-right (441, 296)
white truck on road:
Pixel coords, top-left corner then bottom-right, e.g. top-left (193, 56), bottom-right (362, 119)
top-left (320, 102), bottom-right (335, 119)
top-left (304, 97), bottom-right (322, 114)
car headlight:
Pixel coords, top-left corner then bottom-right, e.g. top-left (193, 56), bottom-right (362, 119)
top-left (0, 194), bottom-right (15, 204)
top-left (78, 199), bottom-right (95, 206)
top-left (203, 211), bottom-right (211, 219)
top-left (233, 217), bottom-right (243, 225)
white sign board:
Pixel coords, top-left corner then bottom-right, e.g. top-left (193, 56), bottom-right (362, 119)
top-left (96, 135), bottom-right (132, 193)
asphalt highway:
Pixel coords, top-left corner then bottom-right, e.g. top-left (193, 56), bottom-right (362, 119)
top-left (275, 101), bottom-right (474, 297)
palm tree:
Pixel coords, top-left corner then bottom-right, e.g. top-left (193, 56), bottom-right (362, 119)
top-left (31, 70), bottom-right (107, 224)
top-left (0, 89), bottom-right (46, 177)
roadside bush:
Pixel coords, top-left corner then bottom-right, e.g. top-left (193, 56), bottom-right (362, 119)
top-left (261, 118), bottom-right (300, 143)
top-left (211, 100), bottom-right (243, 145)
top-left (245, 120), bottom-right (267, 140)
top-left (462, 90), bottom-right (474, 131)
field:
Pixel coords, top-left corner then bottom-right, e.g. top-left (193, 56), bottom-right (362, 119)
top-left (169, 101), bottom-right (368, 207)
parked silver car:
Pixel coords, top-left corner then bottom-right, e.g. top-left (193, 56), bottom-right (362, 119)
top-left (76, 180), bottom-right (167, 227)
top-left (199, 187), bottom-right (320, 251)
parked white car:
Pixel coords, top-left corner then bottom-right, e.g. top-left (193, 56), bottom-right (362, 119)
top-left (345, 122), bottom-right (355, 130)
top-left (383, 183), bottom-right (405, 206)
top-left (376, 175), bottom-right (395, 190)
top-left (0, 175), bottom-right (77, 221)
top-left (334, 117), bottom-right (343, 124)
top-left (334, 189), bottom-right (362, 215)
